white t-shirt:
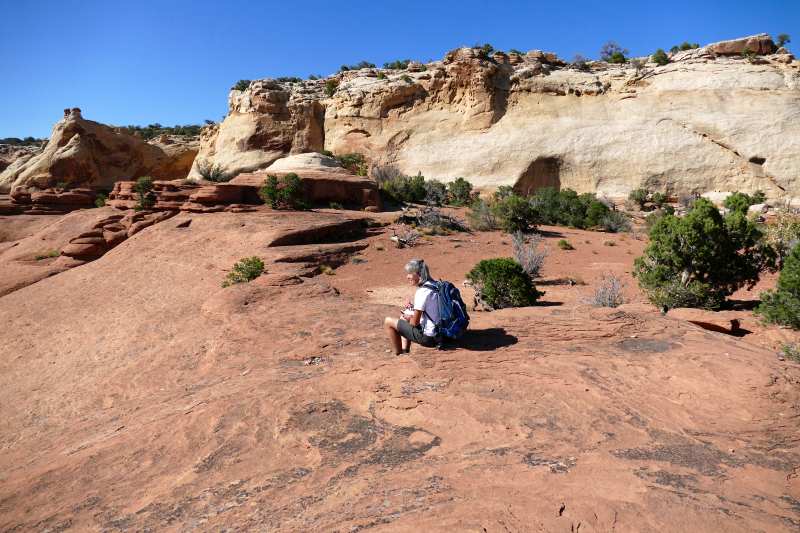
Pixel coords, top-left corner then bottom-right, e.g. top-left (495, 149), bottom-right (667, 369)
top-left (415, 284), bottom-right (440, 337)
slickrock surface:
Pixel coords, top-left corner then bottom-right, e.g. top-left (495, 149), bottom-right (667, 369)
top-left (194, 35), bottom-right (800, 200)
top-left (0, 209), bottom-right (798, 532)
top-left (0, 108), bottom-right (199, 192)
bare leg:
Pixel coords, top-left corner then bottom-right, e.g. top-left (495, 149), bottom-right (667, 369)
top-left (384, 317), bottom-right (403, 354)
top-left (401, 336), bottom-right (411, 351)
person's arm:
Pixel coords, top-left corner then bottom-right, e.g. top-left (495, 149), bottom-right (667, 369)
top-left (409, 309), bottom-right (422, 327)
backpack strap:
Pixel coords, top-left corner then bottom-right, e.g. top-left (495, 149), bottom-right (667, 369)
top-left (420, 282), bottom-right (439, 334)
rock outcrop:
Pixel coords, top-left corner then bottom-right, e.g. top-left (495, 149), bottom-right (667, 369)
top-left (194, 34), bottom-right (800, 201)
top-left (185, 79), bottom-right (325, 181)
top-left (0, 108), bottom-right (200, 193)
top-left (0, 144), bottom-right (41, 173)
top-left (232, 153), bottom-right (382, 211)
top-left (708, 33), bottom-right (777, 56)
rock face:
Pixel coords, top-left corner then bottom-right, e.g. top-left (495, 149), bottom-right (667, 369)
top-left (0, 208), bottom-right (798, 532)
top-left (185, 79), bottom-right (325, 181)
top-left (0, 108), bottom-right (200, 193)
top-left (194, 35), bottom-right (800, 201)
top-left (0, 144), bottom-right (41, 173)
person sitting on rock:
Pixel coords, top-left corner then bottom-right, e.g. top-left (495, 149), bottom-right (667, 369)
top-left (384, 259), bottom-right (440, 355)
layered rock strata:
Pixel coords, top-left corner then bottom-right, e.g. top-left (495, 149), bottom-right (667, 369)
top-left (0, 108), bottom-right (200, 192)
top-left (231, 153), bottom-right (382, 211)
top-left (194, 34), bottom-right (800, 200)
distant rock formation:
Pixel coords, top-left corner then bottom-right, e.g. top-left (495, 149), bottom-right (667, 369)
top-left (194, 34), bottom-right (800, 200)
top-left (0, 108), bottom-right (199, 193)
top-left (0, 145), bottom-right (41, 174)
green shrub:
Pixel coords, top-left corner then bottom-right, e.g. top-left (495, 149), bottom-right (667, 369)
top-left (383, 59), bottom-right (411, 70)
top-left (662, 204), bottom-right (676, 216)
top-left (133, 176), bottom-right (156, 211)
top-left (628, 188), bottom-right (649, 209)
top-left (221, 256), bottom-right (265, 288)
top-left (557, 239), bottom-right (574, 250)
top-left (424, 179), bottom-right (447, 205)
top-left (330, 202), bottom-right (344, 210)
top-left (492, 194), bottom-right (539, 233)
top-left (447, 177), bottom-right (476, 206)
top-left (467, 199), bottom-right (498, 231)
top-left (671, 42), bottom-right (700, 54)
top-left (339, 61), bottom-right (375, 72)
top-left (493, 186), bottom-right (514, 202)
top-left (755, 242), bottom-right (800, 329)
top-left (509, 48), bottom-right (524, 56)
top-left (584, 200), bottom-right (610, 227)
top-left (633, 198), bottom-right (776, 310)
top-left (195, 159), bottom-right (232, 182)
top-left (323, 80), bottom-right (339, 96)
top-left (466, 258), bottom-right (541, 309)
top-left (400, 74), bottom-right (411, 83)
top-left (724, 192), bottom-right (752, 214)
top-left (276, 76), bottom-right (303, 83)
top-left (234, 79), bottom-right (251, 91)
top-left (95, 198), bottom-right (106, 207)
top-left (651, 192), bottom-right (667, 207)
top-left (779, 342), bottom-right (800, 362)
top-left (528, 187), bottom-right (598, 229)
top-left (333, 152), bottom-right (367, 175)
top-left (35, 249), bottom-right (60, 260)
top-left (652, 49), bottom-right (669, 66)
top-left (750, 190), bottom-right (767, 204)
top-left (777, 34), bottom-right (791, 48)
top-left (259, 173), bottom-right (309, 210)
top-left (407, 172), bottom-right (426, 203)
top-left (377, 71), bottom-right (386, 79)
top-left (609, 52), bottom-right (627, 64)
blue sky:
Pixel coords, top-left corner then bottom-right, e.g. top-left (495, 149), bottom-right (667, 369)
top-left (1, 0), bottom-right (797, 138)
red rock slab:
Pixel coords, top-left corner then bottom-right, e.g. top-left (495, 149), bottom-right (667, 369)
top-left (668, 307), bottom-right (741, 334)
top-left (0, 211), bottom-right (797, 533)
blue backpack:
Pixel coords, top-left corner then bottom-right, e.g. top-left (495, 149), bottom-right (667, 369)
top-left (423, 280), bottom-right (470, 349)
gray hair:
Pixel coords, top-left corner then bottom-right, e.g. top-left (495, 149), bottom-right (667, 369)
top-left (405, 259), bottom-right (433, 287)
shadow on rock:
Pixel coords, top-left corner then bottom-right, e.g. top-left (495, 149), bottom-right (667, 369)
top-left (455, 327), bottom-right (518, 351)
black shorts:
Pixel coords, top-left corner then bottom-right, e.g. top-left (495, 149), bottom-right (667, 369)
top-left (397, 319), bottom-right (437, 347)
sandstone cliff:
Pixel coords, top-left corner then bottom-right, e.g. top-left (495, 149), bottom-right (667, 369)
top-left (195, 34), bottom-right (800, 200)
top-left (0, 108), bottom-right (200, 193)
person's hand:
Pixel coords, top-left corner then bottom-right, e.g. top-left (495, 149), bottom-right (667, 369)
top-left (405, 300), bottom-right (414, 309)
top-left (400, 312), bottom-right (410, 322)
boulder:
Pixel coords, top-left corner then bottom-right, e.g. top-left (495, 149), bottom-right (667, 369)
top-left (671, 47), bottom-right (717, 62)
top-left (748, 203), bottom-right (768, 214)
top-left (708, 33), bottom-right (776, 56)
top-left (668, 308), bottom-right (741, 334)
